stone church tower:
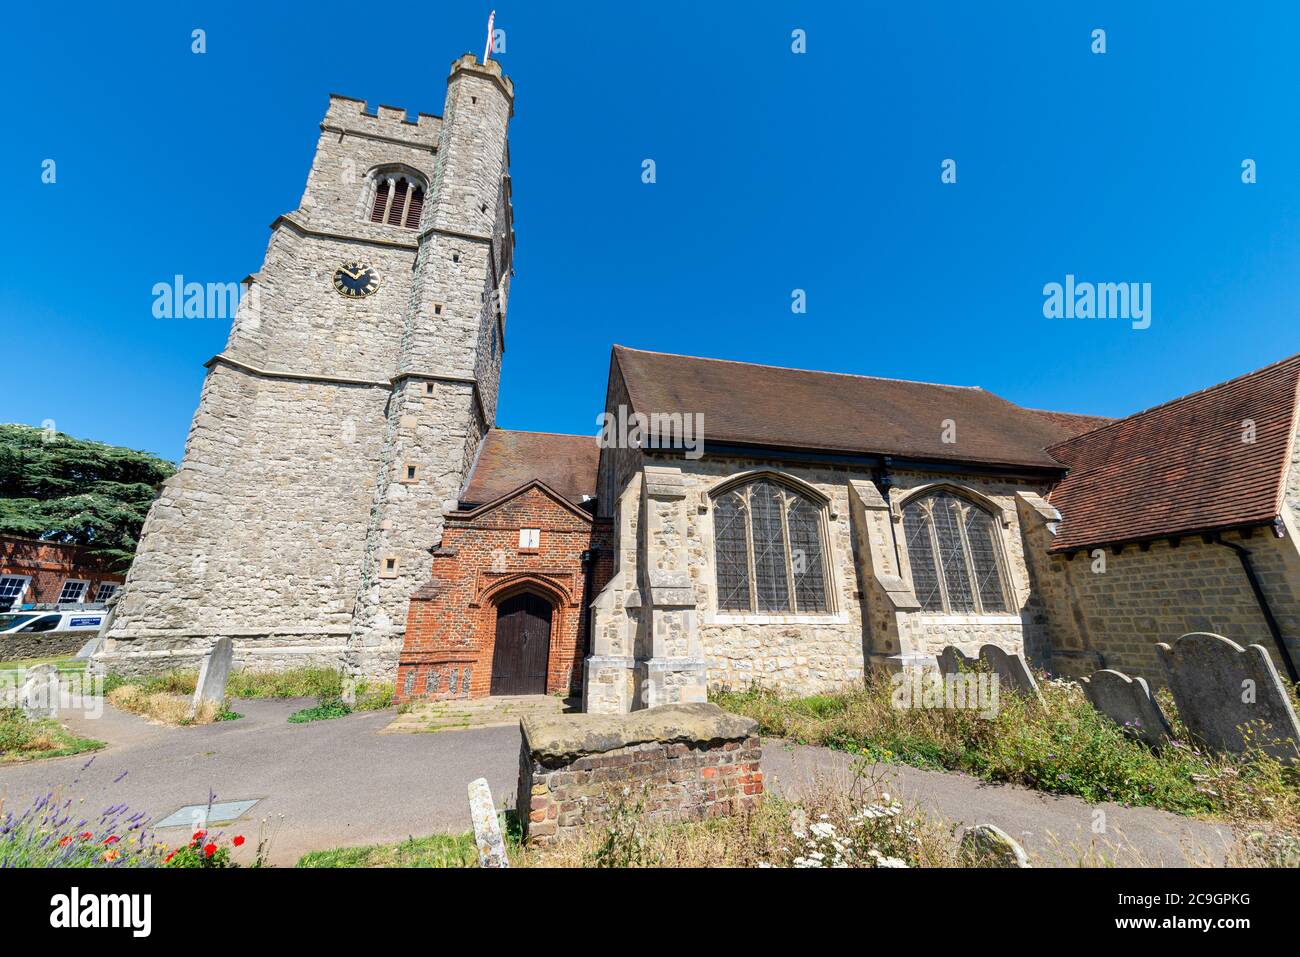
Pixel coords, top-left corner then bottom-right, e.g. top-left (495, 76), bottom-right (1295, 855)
top-left (100, 53), bottom-right (515, 680)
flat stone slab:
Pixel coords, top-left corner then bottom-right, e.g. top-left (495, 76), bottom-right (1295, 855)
top-left (382, 694), bottom-right (577, 734)
top-left (153, 799), bottom-right (260, 830)
top-left (521, 702), bottom-right (758, 767)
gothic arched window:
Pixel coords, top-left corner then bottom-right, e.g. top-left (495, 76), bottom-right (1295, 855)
top-left (902, 490), bottom-right (1010, 614)
top-left (367, 171), bottom-right (425, 229)
top-left (713, 478), bottom-right (831, 614)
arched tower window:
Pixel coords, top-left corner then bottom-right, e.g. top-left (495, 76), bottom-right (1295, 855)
top-left (366, 170), bottom-right (426, 229)
top-left (901, 490), bottom-right (1010, 614)
top-left (712, 477), bottom-right (831, 614)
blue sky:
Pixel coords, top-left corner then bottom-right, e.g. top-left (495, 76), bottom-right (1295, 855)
top-left (2, 1), bottom-right (1298, 462)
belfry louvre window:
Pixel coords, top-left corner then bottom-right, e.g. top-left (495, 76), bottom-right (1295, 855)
top-left (902, 491), bottom-right (1011, 614)
top-left (713, 479), bottom-right (831, 614)
top-left (369, 176), bottom-right (425, 229)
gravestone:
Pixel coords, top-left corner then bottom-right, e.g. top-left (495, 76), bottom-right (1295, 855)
top-left (189, 636), bottom-right (233, 718)
top-left (467, 777), bottom-right (509, 868)
top-left (20, 664), bottom-right (60, 719)
top-left (1156, 632), bottom-right (1300, 764)
top-left (936, 644), bottom-right (1043, 704)
top-left (960, 824), bottom-right (1031, 868)
top-left (1080, 669), bottom-right (1172, 749)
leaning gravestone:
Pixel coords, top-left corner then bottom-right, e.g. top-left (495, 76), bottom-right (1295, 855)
top-left (188, 636), bottom-right (233, 718)
top-left (936, 644), bottom-right (1043, 704)
top-left (1080, 669), bottom-right (1172, 749)
top-left (467, 777), bottom-right (509, 868)
top-left (20, 664), bottom-right (60, 719)
top-left (1156, 632), bottom-right (1300, 764)
top-left (960, 823), bottom-right (1031, 868)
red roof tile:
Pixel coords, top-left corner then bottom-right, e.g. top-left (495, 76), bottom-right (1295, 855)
top-left (613, 346), bottom-right (1097, 470)
top-left (461, 430), bottom-right (599, 506)
top-left (1047, 355), bottom-right (1300, 551)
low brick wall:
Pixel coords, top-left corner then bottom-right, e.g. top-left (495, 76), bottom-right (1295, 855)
top-left (517, 702), bottom-right (763, 844)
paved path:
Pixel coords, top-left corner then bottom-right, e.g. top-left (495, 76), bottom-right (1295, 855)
top-left (762, 741), bottom-right (1236, 866)
top-left (0, 701), bottom-right (1237, 866)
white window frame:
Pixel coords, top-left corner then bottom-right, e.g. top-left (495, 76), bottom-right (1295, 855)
top-left (0, 575), bottom-right (31, 607)
top-left (93, 582), bottom-right (119, 602)
top-left (57, 579), bottom-right (89, 603)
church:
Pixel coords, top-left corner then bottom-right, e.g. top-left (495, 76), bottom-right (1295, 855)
top-left (99, 53), bottom-right (1300, 712)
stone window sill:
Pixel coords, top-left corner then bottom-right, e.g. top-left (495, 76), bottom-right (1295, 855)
top-left (705, 612), bottom-right (851, 626)
top-left (911, 614), bottom-right (1022, 626)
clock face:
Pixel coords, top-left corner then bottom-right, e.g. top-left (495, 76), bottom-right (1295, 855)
top-left (333, 261), bottom-right (380, 299)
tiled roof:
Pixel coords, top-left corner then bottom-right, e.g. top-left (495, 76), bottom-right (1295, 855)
top-left (1023, 408), bottom-right (1114, 438)
top-left (461, 430), bottom-right (599, 506)
top-left (613, 346), bottom-right (1097, 470)
top-left (1047, 355), bottom-right (1300, 551)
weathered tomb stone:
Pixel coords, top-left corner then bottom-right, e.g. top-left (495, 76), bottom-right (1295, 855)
top-left (468, 777), bottom-right (509, 868)
top-left (1156, 632), bottom-right (1300, 764)
top-left (1080, 669), bottom-right (1172, 749)
top-left (935, 644), bottom-right (1043, 704)
top-left (189, 636), bottom-right (233, 718)
top-left (20, 664), bottom-right (60, 719)
top-left (960, 823), bottom-right (1031, 868)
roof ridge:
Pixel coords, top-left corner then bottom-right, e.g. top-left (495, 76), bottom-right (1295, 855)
top-left (488, 428), bottom-right (595, 441)
top-left (1048, 353), bottom-right (1300, 453)
top-left (612, 344), bottom-right (984, 392)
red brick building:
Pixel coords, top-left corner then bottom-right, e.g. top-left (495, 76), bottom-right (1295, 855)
top-left (395, 431), bottom-right (612, 703)
top-left (0, 536), bottom-right (125, 611)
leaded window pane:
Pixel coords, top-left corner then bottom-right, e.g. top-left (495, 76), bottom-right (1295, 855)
top-left (713, 492), bottom-right (752, 611)
top-left (932, 497), bottom-right (976, 612)
top-left (750, 481), bottom-right (791, 612)
top-left (903, 502), bottom-right (943, 612)
top-left (965, 507), bottom-right (1009, 613)
top-left (787, 496), bottom-right (828, 613)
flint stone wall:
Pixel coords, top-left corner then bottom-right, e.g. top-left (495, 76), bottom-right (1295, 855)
top-left (517, 702), bottom-right (763, 844)
top-left (0, 631), bottom-right (88, 663)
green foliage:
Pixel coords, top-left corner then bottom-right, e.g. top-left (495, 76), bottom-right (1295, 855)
top-left (0, 424), bottom-right (174, 570)
top-left (105, 666), bottom-right (394, 710)
top-left (296, 833), bottom-right (478, 868)
top-left (0, 707), bottom-right (104, 762)
top-left (714, 674), bottom-right (1300, 823)
top-left (288, 700), bottom-right (352, 723)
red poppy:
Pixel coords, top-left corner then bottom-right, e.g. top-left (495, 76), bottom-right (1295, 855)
top-left (163, 851), bottom-right (176, 863)
top-left (232, 835), bottom-right (245, 847)
top-left (59, 836), bottom-right (73, 847)
top-left (204, 843), bottom-right (216, 858)
top-left (192, 830), bottom-right (206, 842)
top-left (79, 831), bottom-right (93, 841)
top-left (102, 835), bottom-right (120, 845)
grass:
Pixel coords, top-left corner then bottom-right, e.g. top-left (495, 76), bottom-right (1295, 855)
top-left (0, 707), bottom-right (104, 763)
top-left (297, 833), bottom-right (479, 868)
top-left (297, 766), bottom-right (972, 869)
top-left (106, 685), bottom-right (220, 726)
top-left (0, 655), bottom-right (85, 672)
top-left (713, 672), bottom-right (1300, 833)
top-left (287, 700), bottom-right (351, 723)
top-left (103, 667), bottom-right (394, 710)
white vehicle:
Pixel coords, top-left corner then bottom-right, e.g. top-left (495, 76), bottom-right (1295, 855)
top-left (0, 609), bottom-right (106, 636)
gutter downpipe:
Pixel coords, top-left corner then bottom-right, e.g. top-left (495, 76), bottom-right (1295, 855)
top-left (1216, 534), bottom-right (1299, 684)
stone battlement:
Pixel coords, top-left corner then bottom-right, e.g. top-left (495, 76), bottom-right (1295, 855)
top-left (323, 95), bottom-right (441, 146)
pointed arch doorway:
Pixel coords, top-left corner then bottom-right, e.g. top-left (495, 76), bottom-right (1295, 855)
top-left (491, 592), bottom-right (552, 695)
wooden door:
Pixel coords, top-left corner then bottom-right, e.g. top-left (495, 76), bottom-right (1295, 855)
top-left (491, 593), bottom-right (552, 695)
